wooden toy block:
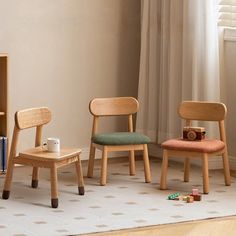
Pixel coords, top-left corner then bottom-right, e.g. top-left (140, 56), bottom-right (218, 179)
top-left (183, 196), bottom-right (188, 201)
top-left (174, 195), bottom-right (184, 201)
top-left (192, 188), bottom-right (199, 195)
top-left (187, 196), bottom-right (194, 203)
top-left (190, 194), bottom-right (201, 201)
top-left (167, 192), bottom-right (180, 200)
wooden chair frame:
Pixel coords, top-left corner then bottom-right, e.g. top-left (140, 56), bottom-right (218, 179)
top-left (87, 97), bottom-right (151, 186)
top-left (2, 107), bottom-right (84, 208)
top-left (160, 101), bottom-right (231, 194)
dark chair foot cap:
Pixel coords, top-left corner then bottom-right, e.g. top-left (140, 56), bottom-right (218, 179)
top-left (51, 198), bottom-right (58, 208)
top-left (31, 180), bottom-right (38, 188)
top-left (2, 190), bottom-right (10, 199)
top-left (78, 186), bottom-right (85, 195)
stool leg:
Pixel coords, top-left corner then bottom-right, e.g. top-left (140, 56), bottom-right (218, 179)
top-left (160, 149), bottom-right (168, 190)
top-left (100, 146), bottom-right (108, 186)
top-left (75, 156), bottom-right (85, 195)
top-left (143, 144), bottom-right (151, 183)
top-left (202, 153), bottom-right (209, 194)
top-left (184, 158), bottom-right (190, 182)
top-left (87, 143), bottom-right (96, 178)
top-left (31, 167), bottom-right (39, 188)
top-left (129, 150), bottom-right (136, 176)
top-left (50, 164), bottom-right (58, 208)
top-left (2, 159), bottom-right (15, 199)
top-left (222, 150), bottom-right (231, 186)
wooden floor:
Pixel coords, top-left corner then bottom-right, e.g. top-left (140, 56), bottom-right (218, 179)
top-left (82, 216), bottom-right (236, 236)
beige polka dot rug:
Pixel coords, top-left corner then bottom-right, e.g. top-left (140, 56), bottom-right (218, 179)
top-left (0, 158), bottom-right (236, 235)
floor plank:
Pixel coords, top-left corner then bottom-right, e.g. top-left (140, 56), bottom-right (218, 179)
top-left (82, 216), bottom-right (236, 236)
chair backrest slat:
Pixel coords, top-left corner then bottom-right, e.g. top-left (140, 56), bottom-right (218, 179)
top-left (15, 107), bottom-right (52, 130)
top-left (89, 97), bottom-right (139, 116)
top-left (178, 101), bottom-right (227, 121)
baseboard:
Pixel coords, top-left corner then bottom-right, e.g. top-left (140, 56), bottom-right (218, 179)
top-left (229, 156), bottom-right (236, 170)
top-left (80, 147), bottom-right (128, 161)
top-left (14, 145), bottom-right (236, 170)
top-left (148, 144), bottom-right (232, 170)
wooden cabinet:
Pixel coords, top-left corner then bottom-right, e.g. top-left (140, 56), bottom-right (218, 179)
top-left (0, 54), bottom-right (8, 137)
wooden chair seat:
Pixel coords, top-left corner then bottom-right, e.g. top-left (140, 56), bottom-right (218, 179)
top-left (2, 107), bottom-right (85, 208)
top-left (19, 147), bottom-right (81, 162)
top-left (162, 139), bottom-right (225, 153)
top-left (92, 132), bottom-right (151, 145)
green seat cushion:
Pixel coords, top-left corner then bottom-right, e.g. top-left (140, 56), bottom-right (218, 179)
top-left (92, 132), bottom-right (151, 145)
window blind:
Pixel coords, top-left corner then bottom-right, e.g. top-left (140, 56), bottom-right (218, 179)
top-left (218, 0), bottom-right (236, 27)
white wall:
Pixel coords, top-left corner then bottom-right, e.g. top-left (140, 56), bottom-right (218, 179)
top-left (0, 0), bottom-right (140, 152)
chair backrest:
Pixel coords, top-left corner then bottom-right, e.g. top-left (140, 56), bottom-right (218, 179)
top-left (178, 101), bottom-right (227, 142)
top-left (89, 97), bottom-right (139, 116)
top-left (9, 107), bottom-right (52, 160)
top-left (178, 101), bottom-right (227, 122)
top-left (89, 97), bottom-right (139, 135)
top-left (15, 107), bottom-right (52, 130)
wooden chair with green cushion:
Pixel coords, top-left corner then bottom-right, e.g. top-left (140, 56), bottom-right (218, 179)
top-left (87, 97), bottom-right (152, 186)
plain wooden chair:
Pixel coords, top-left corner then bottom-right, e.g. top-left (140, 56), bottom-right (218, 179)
top-left (2, 107), bottom-right (85, 208)
top-left (87, 97), bottom-right (152, 186)
top-left (160, 101), bottom-right (231, 194)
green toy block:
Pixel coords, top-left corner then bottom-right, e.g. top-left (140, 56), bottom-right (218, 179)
top-left (167, 192), bottom-right (180, 200)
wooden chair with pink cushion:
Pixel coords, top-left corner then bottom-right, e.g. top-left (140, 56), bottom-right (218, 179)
top-left (2, 107), bottom-right (84, 208)
top-left (160, 101), bottom-right (231, 194)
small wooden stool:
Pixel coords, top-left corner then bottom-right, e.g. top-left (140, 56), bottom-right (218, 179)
top-left (2, 107), bottom-right (85, 208)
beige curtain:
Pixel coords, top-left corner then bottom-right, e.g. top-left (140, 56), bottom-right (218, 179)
top-left (137, 0), bottom-right (220, 143)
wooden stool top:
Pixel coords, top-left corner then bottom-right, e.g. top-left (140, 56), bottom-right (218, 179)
top-left (19, 146), bottom-right (81, 161)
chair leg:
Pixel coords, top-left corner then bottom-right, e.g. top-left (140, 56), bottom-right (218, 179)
top-left (50, 164), bottom-right (58, 208)
top-left (184, 158), bottom-right (190, 182)
top-left (160, 149), bottom-right (168, 190)
top-left (75, 157), bottom-right (85, 195)
top-left (202, 153), bottom-right (209, 194)
top-left (87, 143), bottom-right (96, 178)
top-left (143, 144), bottom-right (151, 183)
top-left (31, 167), bottom-right (39, 188)
top-left (100, 147), bottom-right (108, 186)
top-left (2, 159), bottom-right (15, 199)
top-left (222, 150), bottom-right (231, 186)
top-left (129, 150), bottom-right (136, 176)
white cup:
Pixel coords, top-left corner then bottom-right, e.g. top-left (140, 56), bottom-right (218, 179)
top-left (47, 138), bottom-right (60, 152)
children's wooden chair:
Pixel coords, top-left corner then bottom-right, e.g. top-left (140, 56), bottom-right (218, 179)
top-left (87, 97), bottom-right (151, 186)
top-left (2, 107), bottom-right (84, 208)
top-left (160, 101), bottom-right (231, 194)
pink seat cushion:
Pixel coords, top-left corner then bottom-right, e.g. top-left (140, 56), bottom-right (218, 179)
top-left (161, 138), bottom-right (225, 153)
